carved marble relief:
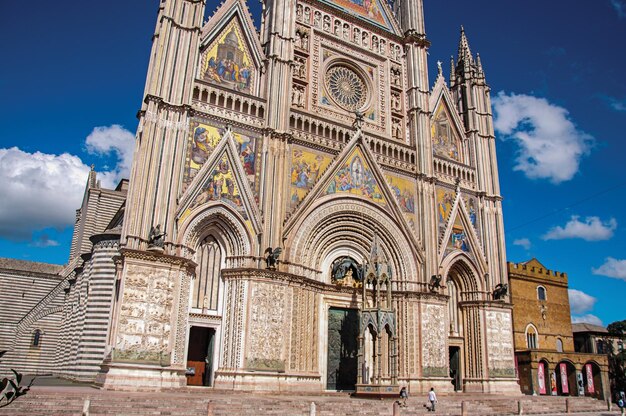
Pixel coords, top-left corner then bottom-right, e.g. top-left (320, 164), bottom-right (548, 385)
top-left (115, 265), bottom-right (175, 363)
top-left (246, 283), bottom-right (289, 371)
top-left (289, 287), bottom-right (318, 372)
top-left (486, 310), bottom-right (516, 378)
top-left (421, 303), bottom-right (447, 377)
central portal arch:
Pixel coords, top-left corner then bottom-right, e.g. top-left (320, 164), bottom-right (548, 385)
top-left (442, 253), bottom-right (485, 392)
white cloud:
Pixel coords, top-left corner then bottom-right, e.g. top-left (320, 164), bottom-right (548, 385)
top-left (611, 0), bottom-right (626, 18)
top-left (29, 233), bottom-right (60, 248)
top-left (568, 289), bottom-right (597, 314)
top-left (85, 125), bottom-right (135, 188)
top-left (0, 125), bottom-right (135, 241)
top-left (492, 92), bottom-right (594, 184)
top-left (572, 314), bottom-right (604, 326)
top-left (542, 215), bottom-right (617, 241)
top-left (603, 95), bottom-right (626, 112)
top-left (513, 238), bottom-right (531, 250)
top-left (593, 257), bottom-right (626, 281)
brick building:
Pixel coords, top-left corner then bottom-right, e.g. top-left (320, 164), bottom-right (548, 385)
top-left (508, 259), bottom-right (609, 399)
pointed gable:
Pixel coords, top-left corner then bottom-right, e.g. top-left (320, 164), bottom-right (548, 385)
top-left (200, 0), bottom-right (264, 95)
top-left (429, 78), bottom-right (466, 164)
top-left (325, 147), bottom-right (386, 205)
top-left (317, 0), bottom-right (401, 34)
top-left (184, 120), bottom-right (259, 195)
top-left (178, 129), bottom-right (261, 235)
top-left (285, 132), bottom-right (421, 258)
top-left (437, 190), bottom-right (486, 267)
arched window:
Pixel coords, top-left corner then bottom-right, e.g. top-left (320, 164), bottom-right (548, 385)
top-left (192, 236), bottom-right (222, 311)
top-left (556, 338), bottom-right (563, 352)
top-left (525, 324), bottom-right (538, 349)
top-left (32, 329), bottom-right (42, 347)
top-left (537, 286), bottom-right (547, 301)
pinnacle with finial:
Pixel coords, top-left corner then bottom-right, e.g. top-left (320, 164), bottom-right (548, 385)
top-left (457, 25), bottom-right (473, 64)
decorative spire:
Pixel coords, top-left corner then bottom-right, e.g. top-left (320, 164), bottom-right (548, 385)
top-left (476, 52), bottom-right (484, 75)
top-left (457, 25), bottom-right (473, 65)
top-left (449, 55), bottom-right (456, 87)
top-left (369, 233), bottom-right (384, 264)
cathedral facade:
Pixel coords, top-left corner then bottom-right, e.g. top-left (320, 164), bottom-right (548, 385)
top-left (1, 0), bottom-right (519, 394)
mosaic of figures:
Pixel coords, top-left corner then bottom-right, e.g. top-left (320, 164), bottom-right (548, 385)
top-left (431, 102), bottom-right (462, 162)
top-left (189, 155), bottom-right (249, 221)
top-left (437, 187), bottom-right (480, 255)
top-left (463, 194), bottom-right (480, 239)
top-left (200, 19), bottom-right (255, 94)
top-left (436, 187), bottom-right (455, 231)
top-left (184, 121), bottom-right (258, 192)
top-left (295, 4), bottom-right (403, 60)
top-left (290, 147), bottom-right (333, 209)
top-left (325, 149), bottom-right (385, 205)
top-left (447, 215), bottom-right (470, 254)
top-left (385, 173), bottom-right (416, 230)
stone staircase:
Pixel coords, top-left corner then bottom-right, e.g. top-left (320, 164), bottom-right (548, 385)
top-left (0, 387), bottom-right (618, 416)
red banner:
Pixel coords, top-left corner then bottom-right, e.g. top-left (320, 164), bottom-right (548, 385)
top-left (537, 362), bottom-right (547, 395)
top-left (586, 364), bottom-right (595, 394)
top-left (560, 363), bottom-right (569, 394)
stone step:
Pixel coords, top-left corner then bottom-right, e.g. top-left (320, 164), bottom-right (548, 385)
top-left (0, 389), bottom-right (616, 416)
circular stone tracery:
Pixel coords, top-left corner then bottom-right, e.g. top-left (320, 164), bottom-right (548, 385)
top-left (325, 65), bottom-right (368, 111)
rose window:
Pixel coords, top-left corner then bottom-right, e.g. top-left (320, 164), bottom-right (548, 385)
top-left (325, 65), bottom-right (368, 111)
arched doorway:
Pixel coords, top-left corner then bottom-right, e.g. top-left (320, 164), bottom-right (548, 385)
top-left (444, 257), bottom-right (483, 392)
top-left (537, 359), bottom-right (550, 395)
top-left (326, 306), bottom-right (359, 390)
top-left (556, 361), bottom-right (576, 396)
top-left (447, 276), bottom-right (463, 391)
top-left (583, 361), bottom-right (603, 399)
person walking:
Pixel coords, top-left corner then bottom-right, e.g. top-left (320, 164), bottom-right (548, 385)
top-left (399, 386), bottom-right (408, 407)
top-left (427, 387), bottom-right (438, 412)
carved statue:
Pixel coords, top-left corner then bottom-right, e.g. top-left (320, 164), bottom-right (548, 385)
top-left (353, 111), bottom-right (365, 130)
top-left (492, 283), bottom-right (508, 300)
top-left (264, 247), bottom-right (282, 269)
top-left (332, 257), bottom-right (363, 284)
top-left (428, 274), bottom-right (442, 292)
top-left (148, 224), bottom-right (166, 248)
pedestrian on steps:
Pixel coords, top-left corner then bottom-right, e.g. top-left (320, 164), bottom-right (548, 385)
top-left (427, 387), bottom-right (438, 412)
top-left (399, 386), bottom-right (408, 408)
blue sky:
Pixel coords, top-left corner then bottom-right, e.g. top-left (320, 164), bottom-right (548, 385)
top-left (1, 1), bottom-right (625, 326)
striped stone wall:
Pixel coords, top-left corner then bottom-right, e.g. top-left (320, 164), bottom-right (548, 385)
top-left (0, 259), bottom-right (64, 377)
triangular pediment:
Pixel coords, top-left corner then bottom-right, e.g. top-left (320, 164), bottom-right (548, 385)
top-left (429, 82), bottom-right (467, 164)
top-left (284, 132), bottom-right (422, 255)
top-left (177, 129), bottom-right (261, 234)
top-left (317, 0), bottom-right (402, 35)
top-left (199, 0), bottom-right (264, 95)
top-left (438, 191), bottom-right (486, 269)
